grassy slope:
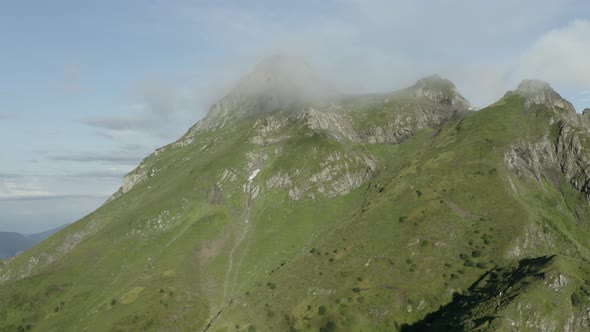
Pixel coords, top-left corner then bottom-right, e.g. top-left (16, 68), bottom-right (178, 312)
top-left (1, 94), bottom-right (590, 331)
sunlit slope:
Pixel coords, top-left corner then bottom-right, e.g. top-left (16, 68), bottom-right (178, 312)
top-left (1, 72), bottom-right (590, 332)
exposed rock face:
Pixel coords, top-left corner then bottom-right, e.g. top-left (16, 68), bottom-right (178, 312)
top-left (193, 55), bottom-right (334, 131)
top-left (180, 56), bottom-right (471, 148)
top-left (555, 122), bottom-right (590, 198)
top-left (504, 136), bottom-right (557, 181)
top-left (302, 107), bottom-right (360, 142)
top-left (516, 79), bottom-right (576, 113)
top-left (410, 75), bottom-right (471, 108)
top-left (105, 162), bottom-right (151, 203)
top-left (505, 81), bottom-right (590, 205)
top-left (265, 151), bottom-right (379, 200)
top-left (505, 121), bottom-right (590, 202)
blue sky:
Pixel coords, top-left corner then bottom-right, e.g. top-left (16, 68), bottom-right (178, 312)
top-left (1, 0), bottom-right (590, 232)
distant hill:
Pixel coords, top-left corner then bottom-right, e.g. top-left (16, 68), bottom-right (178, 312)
top-left (0, 224), bottom-right (68, 260)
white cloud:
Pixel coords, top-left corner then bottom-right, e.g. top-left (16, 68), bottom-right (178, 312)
top-left (82, 78), bottom-right (202, 140)
top-left (517, 20), bottom-right (590, 89)
top-left (0, 178), bottom-right (50, 199)
top-left (167, 0), bottom-right (573, 107)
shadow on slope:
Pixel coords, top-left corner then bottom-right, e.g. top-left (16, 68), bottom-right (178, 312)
top-left (400, 255), bottom-right (556, 332)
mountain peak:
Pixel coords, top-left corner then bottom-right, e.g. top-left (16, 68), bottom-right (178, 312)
top-left (410, 75), bottom-right (471, 108)
top-left (516, 79), bottom-right (554, 94)
top-left (201, 55), bottom-right (332, 126)
top-left (231, 54), bottom-right (325, 97)
top-left (514, 79), bottom-right (575, 112)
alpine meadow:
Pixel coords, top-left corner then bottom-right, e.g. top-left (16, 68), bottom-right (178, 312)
top-left (3, 55), bottom-right (590, 331)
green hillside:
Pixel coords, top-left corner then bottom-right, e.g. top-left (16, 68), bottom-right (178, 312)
top-left (1, 60), bottom-right (590, 332)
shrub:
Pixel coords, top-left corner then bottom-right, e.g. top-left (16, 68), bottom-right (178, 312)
top-left (318, 305), bottom-right (326, 315)
top-left (320, 321), bottom-right (336, 332)
top-left (399, 216), bottom-right (408, 223)
top-left (352, 287), bottom-right (361, 293)
top-left (416, 190), bottom-right (423, 198)
top-left (111, 299), bottom-right (117, 306)
top-left (471, 250), bottom-right (481, 258)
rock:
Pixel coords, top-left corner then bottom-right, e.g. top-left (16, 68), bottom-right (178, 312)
top-left (194, 55), bottom-right (335, 130)
top-left (505, 119), bottom-right (590, 205)
top-left (515, 79), bottom-right (576, 113)
top-left (410, 75), bottom-right (471, 108)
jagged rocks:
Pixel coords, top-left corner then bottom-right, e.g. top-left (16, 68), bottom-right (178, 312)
top-left (410, 75), bottom-right (471, 108)
top-left (516, 79), bottom-right (576, 113)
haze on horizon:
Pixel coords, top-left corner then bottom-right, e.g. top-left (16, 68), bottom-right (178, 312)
top-left (1, 0), bottom-right (590, 233)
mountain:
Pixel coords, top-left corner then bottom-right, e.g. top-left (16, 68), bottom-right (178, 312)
top-left (0, 232), bottom-right (31, 260)
top-left (2, 58), bottom-right (590, 332)
top-left (0, 224), bottom-right (69, 260)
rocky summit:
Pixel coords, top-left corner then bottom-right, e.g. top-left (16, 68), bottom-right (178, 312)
top-left (2, 57), bottom-right (590, 332)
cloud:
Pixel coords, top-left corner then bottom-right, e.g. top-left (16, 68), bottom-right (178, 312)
top-left (0, 194), bottom-right (109, 201)
top-left (47, 152), bottom-right (143, 165)
top-left (516, 20), bottom-right (590, 89)
top-left (82, 79), bottom-right (199, 139)
top-left (0, 178), bottom-right (50, 199)
top-left (0, 172), bottom-right (22, 179)
top-left (67, 169), bottom-right (128, 180)
top-left (162, 0), bottom-right (574, 108)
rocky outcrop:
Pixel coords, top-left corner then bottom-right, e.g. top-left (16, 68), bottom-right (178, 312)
top-left (180, 58), bottom-right (471, 148)
top-left (265, 151), bottom-right (378, 200)
top-left (505, 122), bottom-right (590, 201)
top-left (301, 108), bottom-right (360, 142)
top-left (191, 55), bottom-right (335, 132)
top-left (504, 135), bottom-right (557, 181)
top-left (105, 161), bottom-right (153, 204)
top-left (409, 75), bottom-right (471, 108)
top-left (505, 80), bottom-right (590, 204)
top-left (516, 80), bottom-right (576, 113)
top-left (554, 122), bottom-right (590, 198)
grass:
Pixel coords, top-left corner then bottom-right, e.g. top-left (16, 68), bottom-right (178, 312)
top-left (2, 89), bottom-right (590, 331)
